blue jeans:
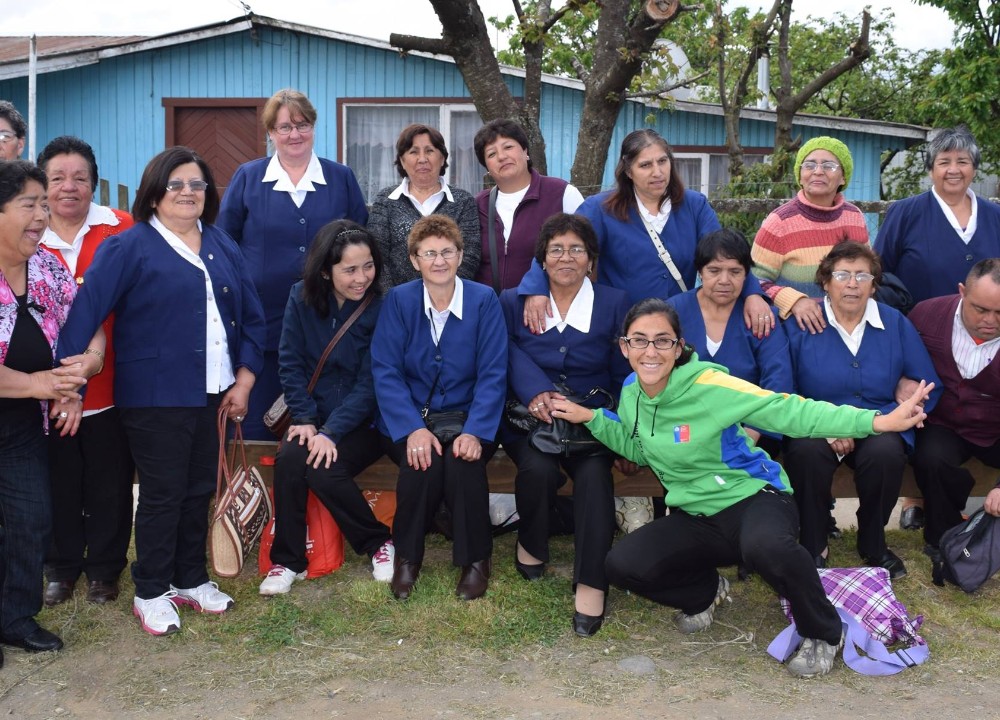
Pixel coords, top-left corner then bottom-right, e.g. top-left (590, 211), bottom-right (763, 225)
top-left (0, 406), bottom-right (51, 639)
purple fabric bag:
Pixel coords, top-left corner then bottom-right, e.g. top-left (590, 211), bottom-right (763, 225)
top-left (767, 567), bottom-right (929, 676)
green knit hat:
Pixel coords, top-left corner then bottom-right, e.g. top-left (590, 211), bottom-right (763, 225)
top-left (794, 136), bottom-right (853, 191)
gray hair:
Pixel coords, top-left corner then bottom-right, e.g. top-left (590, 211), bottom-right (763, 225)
top-left (925, 126), bottom-right (981, 171)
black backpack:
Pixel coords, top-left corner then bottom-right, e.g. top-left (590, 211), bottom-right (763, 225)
top-left (936, 509), bottom-right (1000, 593)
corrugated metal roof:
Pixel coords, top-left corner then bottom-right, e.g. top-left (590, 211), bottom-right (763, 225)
top-left (0, 35), bottom-right (147, 64)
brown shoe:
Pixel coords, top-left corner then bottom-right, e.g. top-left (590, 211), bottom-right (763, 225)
top-left (391, 558), bottom-right (421, 600)
top-left (455, 558), bottom-right (491, 601)
top-left (86, 579), bottom-right (120, 605)
top-left (43, 580), bottom-right (76, 607)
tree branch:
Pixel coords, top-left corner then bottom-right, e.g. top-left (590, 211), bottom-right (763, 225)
top-left (388, 33), bottom-right (449, 56)
top-left (788, 9), bottom-right (871, 109)
top-left (626, 69), bottom-right (712, 98)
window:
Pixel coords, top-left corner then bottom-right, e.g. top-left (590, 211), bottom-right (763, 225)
top-left (674, 152), bottom-right (766, 197)
top-left (343, 102), bottom-right (484, 202)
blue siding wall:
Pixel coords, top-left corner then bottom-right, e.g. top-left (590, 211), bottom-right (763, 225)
top-left (0, 22), bottom-right (912, 218)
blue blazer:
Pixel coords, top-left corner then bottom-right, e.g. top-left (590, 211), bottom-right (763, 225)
top-left (784, 301), bottom-right (942, 449)
top-left (500, 283), bottom-right (630, 406)
top-left (57, 222), bottom-right (265, 408)
top-left (278, 283), bottom-right (382, 442)
top-left (217, 156), bottom-right (369, 350)
top-left (670, 289), bottom-right (792, 393)
top-left (371, 279), bottom-right (508, 443)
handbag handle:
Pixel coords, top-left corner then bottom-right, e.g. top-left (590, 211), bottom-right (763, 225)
top-left (306, 293), bottom-right (374, 394)
top-left (214, 408), bottom-right (250, 521)
top-left (488, 186), bottom-right (502, 295)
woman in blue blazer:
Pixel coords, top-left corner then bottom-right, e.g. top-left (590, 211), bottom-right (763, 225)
top-left (218, 89), bottom-right (368, 440)
top-left (371, 215), bottom-right (507, 602)
top-left (260, 221), bottom-right (395, 596)
top-left (670, 229), bottom-right (793, 458)
top-left (783, 242), bottom-right (941, 579)
top-left (499, 214), bottom-right (630, 637)
top-left (57, 147), bottom-right (266, 637)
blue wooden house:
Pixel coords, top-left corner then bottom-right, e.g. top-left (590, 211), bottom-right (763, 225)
top-left (0, 13), bottom-right (926, 217)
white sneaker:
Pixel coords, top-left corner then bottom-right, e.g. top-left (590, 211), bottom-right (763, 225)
top-left (171, 581), bottom-right (234, 614)
top-left (786, 632), bottom-right (845, 678)
top-left (674, 576), bottom-right (731, 634)
top-left (259, 565), bottom-right (307, 596)
top-left (371, 540), bottom-right (395, 582)
top-left (133, 591), bottom-right (181, 636)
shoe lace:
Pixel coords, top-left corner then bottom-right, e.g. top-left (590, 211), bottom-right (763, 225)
top-left (267, 566), bottom-right (290, 578)
top-left (373, 544), bottom-right (393, 563)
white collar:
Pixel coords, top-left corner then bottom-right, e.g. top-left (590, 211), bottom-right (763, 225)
top-left (422, 277), bottom-right (464, 320)
top-left (41, 203), bottom-right (120, 251)
top-left (263, 152), bottom-right (326, 191)
top-left (150, 214), bottom-right (204, 263)
top-left (635, 192), bottom-right (671, 223)
top-left (824, 295), bottom-right (884, 332)
top-left (387, 177), bottom-right (453, 202)
top-left (545, 277), bottom-right (594, 333)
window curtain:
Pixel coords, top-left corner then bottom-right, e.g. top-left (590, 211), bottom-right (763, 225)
top-left (345, 106), bottom-right (439, 201)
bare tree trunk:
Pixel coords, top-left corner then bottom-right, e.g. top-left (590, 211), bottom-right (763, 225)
top-left (569, 0), bottom-right (682, 195)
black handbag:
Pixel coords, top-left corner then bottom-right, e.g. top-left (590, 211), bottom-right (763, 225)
top-left (505, 384), bottom-right (615, 457)
top-left (935, 508), bottom-right (1000, 593)
top-left (421, 367), bottom-right (468, 445)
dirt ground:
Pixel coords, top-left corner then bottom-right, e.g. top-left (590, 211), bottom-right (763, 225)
top-left (2, 500), bottom-right (995, 720)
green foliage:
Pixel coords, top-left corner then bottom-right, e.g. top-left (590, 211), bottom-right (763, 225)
top-left (716, 149), bottom-right (797, 237)
top-left (915, 1), bottom-right (1000, 170)
top-left (491, 1), bottom-right (603, 76)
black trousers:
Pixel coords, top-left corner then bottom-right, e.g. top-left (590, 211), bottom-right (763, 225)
top-left (505, 436), bottom-right (615, 591)
top-left (46, 407), bottom-right (134, 583)
top-left (912, 424), bottom-right (1000, 548)
top-left (270, 425), bottom-right (392, 573)
top-left (784, 433), bottom-right (906, 561)
top-left (120, 399), bottom-right (220, 599)
top-left (605, 488), bottom-right (842, 645)
top-left (384, 438), bottom-right (493, 567)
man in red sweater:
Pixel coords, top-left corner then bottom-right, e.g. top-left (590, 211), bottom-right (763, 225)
top-left (907, 259), bottom-right (1000, 568)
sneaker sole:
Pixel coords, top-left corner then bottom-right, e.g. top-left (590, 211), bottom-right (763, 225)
top-left (172, 596), bottom-right (233, 614)
top-left (133, 605), bottom-right (180, 636)
top-left (259, 584), bottom-right (294, 596)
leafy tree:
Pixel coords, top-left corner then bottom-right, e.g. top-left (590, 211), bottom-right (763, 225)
top-left (915, 0), bottom-right (1000, 171)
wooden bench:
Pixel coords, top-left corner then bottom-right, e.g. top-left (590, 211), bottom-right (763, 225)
top-left (242, 441), bottom-right (997, 499)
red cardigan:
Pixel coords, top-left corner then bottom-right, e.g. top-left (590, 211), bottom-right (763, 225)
top-left (46, 208), bottom-right (134, 411)
top-left (909, 294), bottom-right (1000, 447)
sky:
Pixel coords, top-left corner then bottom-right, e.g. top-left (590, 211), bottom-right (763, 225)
top-left (3, 0), bottom-right (957, 53)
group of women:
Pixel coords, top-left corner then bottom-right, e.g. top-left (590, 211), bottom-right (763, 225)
top-left (0, 81), bottom-right (985, 677)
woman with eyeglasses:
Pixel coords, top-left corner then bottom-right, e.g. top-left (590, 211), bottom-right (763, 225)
top-left (57, 146), bottom-right (266, 637)
top-left (751, 137), bottom-right (870, 335)
top-left (498, 213), bottom-right (630, 636)
top-left (782, 242), bottom-right (941, 579)
top-left (550, 297), bottom-right (936, 677)
top-left (371, 214), bottom-right (506, 603)
top-left (219, 89), bottom-right (368, 440)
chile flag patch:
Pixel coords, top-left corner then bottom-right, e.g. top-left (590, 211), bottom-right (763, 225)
top-left (673, 424), bottom-right (690, 443)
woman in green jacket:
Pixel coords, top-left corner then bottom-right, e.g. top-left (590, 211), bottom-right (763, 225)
top-left (551, 298), bottom-right (934, 678)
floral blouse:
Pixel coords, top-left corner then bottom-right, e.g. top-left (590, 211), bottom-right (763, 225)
top-left (0, 248), bottom-right (77, 423)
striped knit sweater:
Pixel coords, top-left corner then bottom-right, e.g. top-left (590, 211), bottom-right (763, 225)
top-left (751, 191), bottom-right (870, 318)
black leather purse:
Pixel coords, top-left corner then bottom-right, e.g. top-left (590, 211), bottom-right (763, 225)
top-left (421, 368), bottom-right (468, 445)
top-left (505, 383), bottom-right (615, 457)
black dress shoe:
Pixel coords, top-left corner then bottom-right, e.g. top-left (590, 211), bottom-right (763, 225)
top-left (2, 627), bottom-right (64, 653)
top-left (573, 610), bottom-right (605, 637)
top-left (865, 550), bottom-right (907, 580)
top-left (514, 558), bottom-right (545, 581)
top-left (391, 558), bottom-right (421, 600)
top-left (44, 580), bottom-right (76, 607)
top-left (456, 559), bottom-right (491, 601)
top-left (899, 506), bottom-right (925, 531)
top-left (814, 554), bottom-right (827, 569)
top-left (86, 579), bottom-right (120, 605)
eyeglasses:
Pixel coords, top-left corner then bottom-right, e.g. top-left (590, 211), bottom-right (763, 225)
top-left (830, 270), bottom-right (875, 283)
top-left (546, 245), bottom-right (588, 259)
top-left (165, 179), bottom-right (209, 193)
top-left (621, 336), bottom-right (679, 350)
top-left (0, 131), bottom-right (17, 144)
top-left (801, 160), bottom-right (841, 173)
top-left (273, 122), bottom-right (314, 135)
top-left (414, 248), bottom-right (459, 261)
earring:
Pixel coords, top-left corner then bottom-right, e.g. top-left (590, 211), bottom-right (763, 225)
top-left (321, 273), bottom-right (330, 280)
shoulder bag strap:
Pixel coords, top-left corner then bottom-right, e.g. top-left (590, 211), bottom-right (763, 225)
top-left (306, 293), bottom-right (374, 394)
top-left (488, 186), bottom-right (502, 295)
top-left (638, 211), bottom-right (687, 292)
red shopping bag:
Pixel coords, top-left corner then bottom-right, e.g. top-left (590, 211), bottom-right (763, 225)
top-left (363, 489), bottom-right (397, 531)
top-left (258, 490), bottom-right (345, 578)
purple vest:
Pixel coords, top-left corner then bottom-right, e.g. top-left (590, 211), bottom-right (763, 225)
top-left (475, 169), bottom-right (568, 290)
top-left (909, 294), bottom-right (1000, 447)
